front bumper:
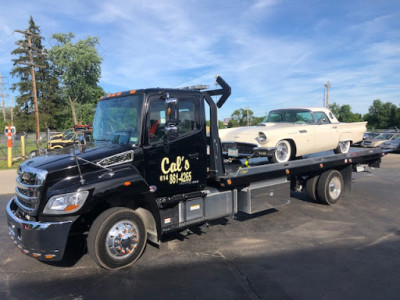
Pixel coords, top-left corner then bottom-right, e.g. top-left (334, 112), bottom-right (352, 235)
top-left (6, 197), bottom-right (73, 261)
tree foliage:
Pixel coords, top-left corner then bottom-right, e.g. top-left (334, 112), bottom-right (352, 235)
top-left (10, 16), bottom-right (61, 131)
top-left (364, 99), bottom-right (400, 130)
top-left (49, 33), bottom-right (103, 125)
top-left (228, 108), bottom-right (265, 127)
top-left (329, 103), bottom-right (363, 122)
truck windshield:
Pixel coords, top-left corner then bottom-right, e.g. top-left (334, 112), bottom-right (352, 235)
top-left (93, 94), bottom-right (143, 145)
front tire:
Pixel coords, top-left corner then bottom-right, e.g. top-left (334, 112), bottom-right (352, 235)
top-left (334, 141), bottom-right (351, 154)
top-left (270, 140), bottom-right (292, 163)
top-left (87, 207), bottom-right (147, 270)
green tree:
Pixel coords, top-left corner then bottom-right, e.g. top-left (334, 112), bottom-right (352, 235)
top-left (364, 99), bottom-right (399, 129)
top-left (329, 103), bottom-right (362, 122)
top-left (230, 108), bottom-right (254, 127)
top-left (252, 116), bottom-right (265, 125)
top-left (49, 33), bottom-right (103, 125)
top-left (329, 103), bottom-right (340, 118)
top-left (10, 16), bottom-right (61, 131)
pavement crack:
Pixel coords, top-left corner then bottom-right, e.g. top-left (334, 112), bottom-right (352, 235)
top-left (215, 251), bottom-right (263, 300)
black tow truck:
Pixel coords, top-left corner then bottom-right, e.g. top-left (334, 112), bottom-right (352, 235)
top-left (6, 77), bottom-right (382, 269)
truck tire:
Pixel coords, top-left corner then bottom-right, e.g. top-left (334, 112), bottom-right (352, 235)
top-left (87, 207), bottom-right (147, 270)
top-left (305, 175), bottom-right (320, 203)
top-left (270, 140), bottom-right (292, 163)
top-left (334, 141), bottom-right (351, 154)
top-left (316, 170), bottom-right (344, 205)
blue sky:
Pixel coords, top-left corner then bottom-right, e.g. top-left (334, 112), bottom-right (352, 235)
top-left (0, 0), bottom-right (399, 120)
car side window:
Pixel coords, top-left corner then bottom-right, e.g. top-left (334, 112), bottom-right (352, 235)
top-left (314, 112), bottom-right (331, 124)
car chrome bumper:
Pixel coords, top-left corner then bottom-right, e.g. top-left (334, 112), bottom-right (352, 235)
top-left (6, 197), bottom-right (73, 261)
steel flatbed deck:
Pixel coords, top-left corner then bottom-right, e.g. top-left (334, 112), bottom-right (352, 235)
top-left (219, 147), bottom-right (382, 187)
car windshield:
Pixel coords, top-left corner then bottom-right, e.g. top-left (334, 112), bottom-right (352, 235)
top-left (263, 110), bottom-right (314, 124)
top-left (375, 133), bottom-right (394, 140)
top-left (93, 94), bottom-right (143, 145)
top-left (64, 132), bottom-right (75, 140)
top-left (392, 134), bottom-right (400, 140)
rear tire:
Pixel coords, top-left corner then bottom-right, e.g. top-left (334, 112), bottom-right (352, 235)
top-left (305, 175), bottom-right (320, 203)
top-left (317, 170), bottom-right (344, 205)
top-left (334, 141), bottom-right (351, 154)
top-left (87, 207), bottom-right (147, 270)
top-left (270, 140), bottom-right (292, 163)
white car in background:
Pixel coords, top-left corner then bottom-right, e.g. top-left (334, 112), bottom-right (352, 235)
top-left (219, 107), bottom-right (367, 163)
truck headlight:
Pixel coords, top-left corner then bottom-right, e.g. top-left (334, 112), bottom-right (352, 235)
top-left (43, 191), bottom-right (89, 214)
top-left (258, 132), bottom-right (267, 144)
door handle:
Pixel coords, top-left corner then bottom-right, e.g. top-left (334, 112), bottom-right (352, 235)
top-left (188, 153), bottom-right (199, 160)
top-left (332, 126), bottom-right (337, 129)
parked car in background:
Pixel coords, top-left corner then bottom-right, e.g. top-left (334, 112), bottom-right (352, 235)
top-left (380, 134), bottom-right (400, 152)
top-left (47, 130), bottom-right (92, 150)
top-left (353, 132), bottom-right (380, 147)
top-left (49, 128), bottom-right (74, 141)
top-left (361, 132), bottom-right (400, 148)
top-left (219, 107), bottom-right (366, 163)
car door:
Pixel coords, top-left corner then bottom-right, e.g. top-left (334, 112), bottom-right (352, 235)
top-left (143, 93), bottom-right (207, 197)
top-left (313, 111), bottom-right (339, 152)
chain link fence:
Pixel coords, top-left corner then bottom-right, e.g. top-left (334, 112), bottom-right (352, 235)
top-left (0, 133), bottom-right (48, 162)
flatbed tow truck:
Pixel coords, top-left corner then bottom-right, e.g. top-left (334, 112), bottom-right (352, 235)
top-left (6, 77), bottom-right (382, 269)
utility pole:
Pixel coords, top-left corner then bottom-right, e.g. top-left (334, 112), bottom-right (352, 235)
top-left (0, 73), bottom-right (9, 122)
top-left (14, 30), bottom-right (45, 145)
top-left (247, 106), bottom-right (250, 126)
top-left (11, 96), bottom-right (14, 126)
top-left (325, 81), bottom-right (330, 108)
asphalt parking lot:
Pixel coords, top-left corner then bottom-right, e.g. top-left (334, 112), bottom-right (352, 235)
top-left (1, 153), bottom-right (400, 300)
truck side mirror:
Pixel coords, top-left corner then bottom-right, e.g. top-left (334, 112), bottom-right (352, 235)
top-left (165, 97), bottom-right (179, 139)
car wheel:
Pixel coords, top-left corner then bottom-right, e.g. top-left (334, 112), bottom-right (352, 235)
top-left (317, 170), bottom-right (344, 205)
top-left (334, 141), bottom-right (351, 154)
top-left (87, 207), bottom-right (147, 270)
top-left (270, 140), bottom-right (292, 163)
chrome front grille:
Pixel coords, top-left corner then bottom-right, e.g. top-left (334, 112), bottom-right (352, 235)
top-left (15, 165), bottom-right (48, 216)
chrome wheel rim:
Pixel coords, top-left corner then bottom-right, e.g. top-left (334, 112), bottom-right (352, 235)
top-left (106, 220), bottom-right (139, 259)
top-left (276, 142), bottom-right (289, 162)
top-left (328, 177), bottom-right (342, 200)
top-left (339, 141), bottom-right (350, 153)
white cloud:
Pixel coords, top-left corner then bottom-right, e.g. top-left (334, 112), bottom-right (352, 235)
top-left (0, 0), bottom-right (399, 119)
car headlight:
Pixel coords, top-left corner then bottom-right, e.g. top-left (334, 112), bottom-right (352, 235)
top-left (43, 191), bottom-right (89, 214)
top-left (258, 132), bottom-right (267, 144)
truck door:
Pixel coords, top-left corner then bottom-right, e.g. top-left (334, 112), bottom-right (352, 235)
top-left (143, 94), bottom-right (207, 197)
